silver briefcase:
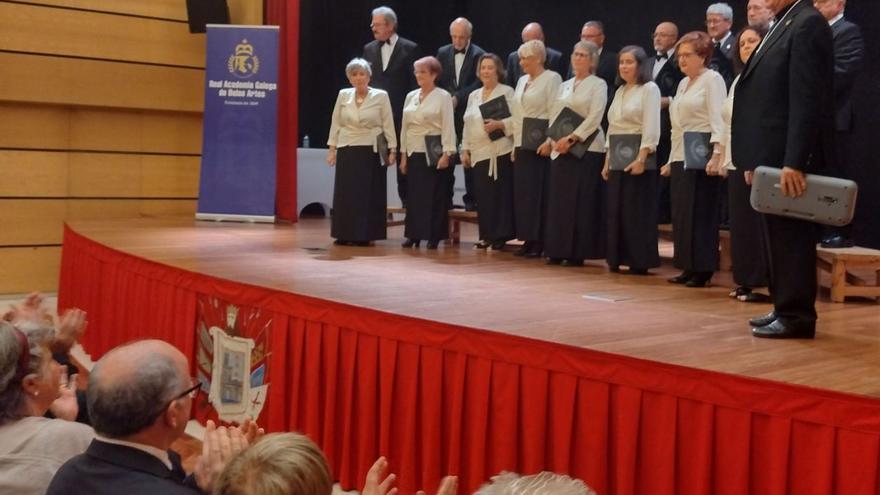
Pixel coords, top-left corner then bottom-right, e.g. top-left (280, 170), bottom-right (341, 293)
top-left (749, 166), bottom-right (858, 226)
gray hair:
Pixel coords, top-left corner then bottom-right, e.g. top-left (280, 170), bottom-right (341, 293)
top-left (345, 57), bottom-right (372, 78)
top-left (476, 472), bottom-right (597, 495)
top-left (87, 343), bottom-right (184, 437)
top-left (573, 40), bottom-right (600, 72)
top-left (0, 320), bottom-right (54, 424)
top-left (450, 17), bottom-right (473, 36)
top-left (372, 6), bottom-right (398, 30)
top-left (707, 2), bottom-right (734, 21)
top-left (214, 433), bottom-right (333, 495)
top-left (583, 20), bottom-right (605, 34)
top-left (517, 39), bottom-right (546, 63)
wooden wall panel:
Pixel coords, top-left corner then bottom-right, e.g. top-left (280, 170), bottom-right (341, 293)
top-left (141, 156), bottom-right (201, 197)
top-left (67, 154), bottom-right (200, 198)
top-left (0, 151), bottom-right (69, 197)
top-left (27, 0), bottom-right (189, 21)
top-left (0, 200), bottom-right (67, 245)
top-left (0, 103), bottom-right (70, 150)
top-left (0, 52), bottom-right (204, 112)
top-left (228, 0), bottom-right (264, 25)
top-left (0, 247), bottom-right (62, 293)
top-left (0, 3), bottom-right (205, 67)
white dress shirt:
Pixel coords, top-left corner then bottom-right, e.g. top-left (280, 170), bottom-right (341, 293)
top-left (454, 44), bottom-right (468, 85)
top-left (327, 87), bottom-right (397, 151)
top-left (721, 75), bottom-right (739, 170)
top-left (550, 75), bottom-right (608, 155)
top-left (400, 87), bottom-right (457, 156)
top-left (512, 70), bottom-right (563, 147)
top-left (652, 48), bottom-right (675, 79)
top-left (605, 82), bottom-right (662, 152)
top-left (828, 12), bottom-right (844, 26)
top-left (668, 69), bottom-right (727, 163)
top-left (381, 33), bottom-right (399, 71)
top-left (461, 84), bottom-right (515, 178)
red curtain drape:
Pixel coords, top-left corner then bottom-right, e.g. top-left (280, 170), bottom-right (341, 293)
top-left (59, 225), bottom-right (880, 495)
top-left (265, 0), bottom-right (299, 221)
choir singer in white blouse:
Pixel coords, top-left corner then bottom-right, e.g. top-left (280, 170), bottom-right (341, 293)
top-left (660, 32), bottom-right (727, 288)
top-left (544, 41), bottom-right (608, 266)
top-left (511, 40), bottom-right (562, 258)
top-left (399, 56), bottom-right (457, 249)
top-left (460, 53), bottom-right (516, 251)
top-left (601, 46), bottom-right (662, 275)
top-left (327, 58), bottom-right (397, 246)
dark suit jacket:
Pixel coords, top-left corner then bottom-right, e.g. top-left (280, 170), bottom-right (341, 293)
top-left (830, 18), bottom-right (864, 132)
top-left (505, 46), bottom-right (564, 86)
top-left (46, 440), bottom-right (201, 495)
top-left (647, 54), bottom-right (684, 164)
top-left (363, 36), bottom-right (421, 132)
top-left (709, 48), bottom-right (735, 88)
top-left (715, 31), bottom-right (736, 59)
top-left (732, 0), bottom-right (834, 173)
top-left (436, 42), bottom-right (486, 138)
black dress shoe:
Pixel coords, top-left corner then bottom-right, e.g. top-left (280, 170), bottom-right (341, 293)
top-left (402, 239), bottom-right (420, 248)
top-left (667, 271), bottom-right (692, 284)
top-left (820, 234), bottom-right (855, 249)
top-left (748, 311), bottom-right (776, 327)
top-left (608, 265), bottom-right (620, 273)
top-left (426, 240), bottom-right (439, 249)
top-left (752, 319), bottom-right (815, 339)
top-left (490, 241), bottom-right (506, 251)
top-left (546, 257), bottom-right (563, 265)
top-left (333, 239), bottom-right (351, 246)
top-left (686, 272), bottom-right (712, 287)
top-left (627, 267), bottom-right (649, 275)
top-left (514, 243), bottom-right (530, 257)
top-left (474, 240), bottom-right (490, 250)
top-left (563, 259), bottom-right (584, 267)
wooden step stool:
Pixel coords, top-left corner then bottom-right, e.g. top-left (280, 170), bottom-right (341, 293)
top-left (816, 246), bottom-right (880, 303)
top-left (447, 210), bottom-right (479, 245)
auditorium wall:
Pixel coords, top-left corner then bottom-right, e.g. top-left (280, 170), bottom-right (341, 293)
top-left (299, 0), bottom-right (880, 248)
top-left (0, 0), bottom-right (262, 294)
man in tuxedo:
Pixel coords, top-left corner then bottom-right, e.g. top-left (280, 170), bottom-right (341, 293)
top-left (363, 6), bottom-right (421, 207)
top-left (437, 17), bottom-right (485, 211)
top-left (731, 0), bottom-right (833, 338)
top-left (706, 2), bottom-right (735, 87)
top-left (47, 340), bottom-right (261, 494)
top-left (748, 0), bottom-right (776, 32)
top-left (505, 22), bottom-right (565, 86)
top-left (813, 0), bottom-right (865, 248)
top-left (648, 21), bottom-right (684, 224)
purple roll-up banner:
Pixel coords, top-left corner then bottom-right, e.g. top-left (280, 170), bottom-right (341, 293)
top-left (197, 25), bottom-right (279, 222)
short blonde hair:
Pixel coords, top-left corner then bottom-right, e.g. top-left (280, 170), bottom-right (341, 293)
top-left (517, 39), bottom-right (546, 63)
top-left (214, 432), bottom-right (333, 495)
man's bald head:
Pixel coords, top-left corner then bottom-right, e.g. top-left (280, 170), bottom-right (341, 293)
top-left (88, 339), bottom-right (189, 439)
top-left (653, 21), bottom-right (679, 52)
top-left (522, 22), bottom-right (545, 43)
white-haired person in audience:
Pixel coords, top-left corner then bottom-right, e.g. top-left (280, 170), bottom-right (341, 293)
top-left (0, 319), bottom-right (94, 495)
top-left (327, 57), bottom-right (397, 247)
top-left (47, 339), bottom-right (263, 495)
top-left (511, 39), bottom-right (563, 258)
top-left (476, 471), bottom-right (596, 495)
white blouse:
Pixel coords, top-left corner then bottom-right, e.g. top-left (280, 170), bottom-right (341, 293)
top-left (400, 87), bottom-right (457, 156)
top-left (720, 76), bottom-right (739, 170)
top-left (461, 84), bottom-right (515, 178)
top-left (668, 69), bottom-right (727, 163)
top-left (605, 82), bottom-right (662, 152)
top-left (327, 87), bottom-right (397, 150)
top-left (549, 75), bottom-right (608, 154)
top-left (512, 70), bottom-right (563, 147)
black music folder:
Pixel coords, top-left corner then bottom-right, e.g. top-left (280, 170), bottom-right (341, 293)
top-left (424, 135), bottom-right (444, 167)
top-left (683, 131), bottom-right (712, 171)
top-left (608, 134), bottom-right (656, 171)
top-left (520, 117), bottom-right (549, 151)
top-left (547, 107), bottom-right (591, 158)
top-left (478, 96), bottom-right (512, 141)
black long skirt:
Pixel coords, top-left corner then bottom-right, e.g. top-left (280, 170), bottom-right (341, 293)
top-left (513, 148), bottom-right (550, 242)
top-left (473, 155), bottom-right (515, 242)
top-left (669, 162), bottom-right (721, 272)
top-left (332, 146), bottom-right (387, 241)
top-left (606, 169), bottom-right (660, 269)
top-left (545, 151), bottom-right (606, 260)
top-left (404, 153), bottom-right (448, 241)
top-left (728, 169), bottom-right (769, 287)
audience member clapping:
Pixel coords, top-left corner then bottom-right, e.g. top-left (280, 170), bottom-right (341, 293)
top-left (475, 471), bottom-right (596, 495)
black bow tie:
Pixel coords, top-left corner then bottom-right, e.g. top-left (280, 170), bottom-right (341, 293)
top-left (454, 48), bottom-right (466, 55)
top-left (384, 39), bottom-right (392, 45)
top-left (656, 52), bottom-right (667, 61)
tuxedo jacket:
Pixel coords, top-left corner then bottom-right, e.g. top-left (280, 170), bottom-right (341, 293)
top-left (709, 48), bottom-right (735, 88)
top-left (363, 36), bottom-right (421, 129)
top-left (436, 42), bottom-right (486, 136)
top-left (647, 54), bottom-right (684, 144)
top-left (830, 18), bottom-right (864, 132)
top-left (732, 0), bottom-right (834, 173)
top-left (46, 440), bottom-right (201, 495)
top-left (505, 46), bottom-right (565, 86)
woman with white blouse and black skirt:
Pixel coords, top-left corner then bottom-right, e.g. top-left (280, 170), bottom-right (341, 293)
top-left (399, 56), bottom-right (457, 249)
top-left (601, 46), bottom-right (662, 275)
top-left (660, 32), bottom-right (727, 288)
top-left (545, 40), bottom-right (608, 266)
top-left (327, 58), bottom-right (397, 246)
top-left (461, 53), bottom-right (516, 250)
top-left (512, 40), bottom-right (563, 258)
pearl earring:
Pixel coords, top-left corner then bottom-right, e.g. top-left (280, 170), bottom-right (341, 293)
top-left (34, 391), bottom-right (39, 397)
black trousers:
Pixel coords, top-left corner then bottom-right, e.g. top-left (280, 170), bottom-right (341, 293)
top-left (762, 213), bottom-right (818, 328)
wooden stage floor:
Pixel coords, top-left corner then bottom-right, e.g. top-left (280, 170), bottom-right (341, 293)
top-left (68, 217), bottom-right (880, 398)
